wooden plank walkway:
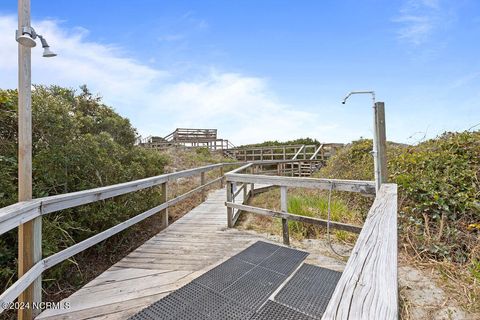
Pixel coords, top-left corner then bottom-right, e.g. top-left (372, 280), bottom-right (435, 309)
top-left (37, 188), bottom-right (267, 320)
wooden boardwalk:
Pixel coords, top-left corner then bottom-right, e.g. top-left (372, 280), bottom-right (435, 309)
top-left (37, 188), bottom-right (266, 320)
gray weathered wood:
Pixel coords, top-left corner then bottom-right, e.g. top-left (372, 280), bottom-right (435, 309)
top-left (376, 102), bottom-right (388, 185)
top-left (310, 144), bottom-right (324, 160)
top-left (226, 182), bottom-right (233, 228)
top-left (280, 186), bottom-right (290, 245)
top-left (220, 167), bottom-right (224, 188)
top-left (225, 202), bottom-right (362, 233)
top-left (0, 163), bottom-right (234, 236)
top-left (0, 261), bottom-right (43, 312)
top-left (200, 172), bottom-right (206, 201)
top-left (321, 183), bottom-right (398, 320)
top-left (36, 189), bottom-right (272, 320)
top-left (160, 182), bottom-right (168, 229)
top-left (225, 174), bottom-right (376, 195)
top-left (17, 0), bottom-right (42, 317)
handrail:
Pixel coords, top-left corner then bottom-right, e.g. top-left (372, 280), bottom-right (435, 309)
top-left (310, 143), bottom-right (324, 160)
top-left (225, 202), bottom-right (362, 233)
top-left (321, 183), bottom-right (398, 319)
top-left (0, 163), bottom-right (227, 235)
top-left (225, 172), bottom-right (376, 195)
top-left (0, 158), bottom-right (353, 314)
top-left (224, 169), bottom-right (398, 319)
top-left (0, 162), bottom-right (240, 312)
top-left (0, 176), bottom-right (226, 309)
top-left (291, 144), bottom-right (305, 160)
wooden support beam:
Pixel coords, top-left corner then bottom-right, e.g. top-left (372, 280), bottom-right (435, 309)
top-left (220, 166), bottom-right (224, 188)
top-left (226, 182), bottom-right (233, 228)
top-left (375, 102), bottom-right (388, 185)
top-left (160, 182), bottom-right (168, 229)
top-left (200, 172), bottom-right (206, 201)
top-left (224, 202), bottom-right (362, 233)
top-left (280, 186), bottom-right (290, 245)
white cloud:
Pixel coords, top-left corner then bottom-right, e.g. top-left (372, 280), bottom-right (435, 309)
top-left (393, 0), bottom-right (444, 46)
top-left (0, 15), bottom-right (338, 145)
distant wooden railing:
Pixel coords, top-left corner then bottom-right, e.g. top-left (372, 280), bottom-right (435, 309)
top-left (0, 162), bottom-right (245, 314)
top-left (224, 166), bottom-right (398, 319)
top-left (228, 143), bottom-right (343, 162)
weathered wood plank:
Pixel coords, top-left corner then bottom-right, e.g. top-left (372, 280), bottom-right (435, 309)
top-left (225, 202), bottom-right (362, 233)
top-left (36, 189), bottom-right (265, 319)
top-left (280, 186), bottom-right (290, 245)
top-left (321, 183), bottom-right (398, 320)
top-left (225, 173), bottom-right (376, 195)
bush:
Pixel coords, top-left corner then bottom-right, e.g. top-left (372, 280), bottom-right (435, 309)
top-left (0, 86), bottom-right (169, 294)
top-left (318, 133), bottom-right (480, 264)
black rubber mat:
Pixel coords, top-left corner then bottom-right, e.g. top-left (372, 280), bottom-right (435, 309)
top-left (221, 266), bottom-right (285, 310)
top-left (130, 282), bottom-right (254, 320)
top-left (251, 301), bottom-right (316, 320)
top-left (194, 257), bottom-right (254, 291)
top-left (274, 264), bottom-right (342, 319)
top-left (129, 241), bottom-right (310, 320)
top-left (234, 241), bottom-right (280, 265)
top-left (259, 246), bottom-right (309, 275)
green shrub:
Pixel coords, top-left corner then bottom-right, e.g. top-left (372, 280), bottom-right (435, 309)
top-left (318, 133), bottom-right (480, 264)
top-left (0, 86), bottom-right (169, 293)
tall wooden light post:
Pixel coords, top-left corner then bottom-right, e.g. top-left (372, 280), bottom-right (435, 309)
top-left (17, 0), bottom-right (41, 318)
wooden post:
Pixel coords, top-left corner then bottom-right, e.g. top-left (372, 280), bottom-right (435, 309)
top-left (200, 171), bottom-right (206, 201)
top-left (243, 183), bottom-right (247, 202)
top-left (226, 181), bottom-right (233, 228)
top-left (375, 102), bottom-right (388, 188)
top-left (280, 186), bottom-right (290, 245)
top-left (160, 182), bottom-right (169, 229)
top-left (220, 166), bottom-right (224, 188)
top-left (17, 0), bottom-right (42, 318)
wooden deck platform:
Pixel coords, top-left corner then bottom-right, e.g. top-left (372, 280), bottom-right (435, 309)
top-left (37, 188), bottom-right (269, 320)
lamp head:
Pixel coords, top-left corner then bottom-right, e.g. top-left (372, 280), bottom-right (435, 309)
top-left (42, 46), bottom-right (57, 58)
top-left (38, 35), bottom-right (57, 57)
top-left (17, 34), bottom-right (37, 47)
top-left (16, 28), bottom-right (57, 57)
top-left (16, 28), bottom-right (37, 47)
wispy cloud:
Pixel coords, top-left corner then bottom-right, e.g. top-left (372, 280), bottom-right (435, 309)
top-left (393, 0), bottom-right (444, 46)
top-left (0, 14), bottom-right (336, 145)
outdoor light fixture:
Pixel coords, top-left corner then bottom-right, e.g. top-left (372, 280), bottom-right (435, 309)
top-left (37, 35), bottom-right (56, 57)
top-left (16, 26), bottom-right (57, 57)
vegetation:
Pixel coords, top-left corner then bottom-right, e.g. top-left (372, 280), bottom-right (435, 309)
top-left (239, 132), bottom-right (479, 312)
top-left (238, 187), bottom-right (363, 245)
top-left (0, 86), bottom-right (170, 300)
top-left (318, 134), bottom-right (480, 311)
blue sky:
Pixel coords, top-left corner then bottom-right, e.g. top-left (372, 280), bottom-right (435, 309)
top-left (0, 0), bottom-right (479, 144)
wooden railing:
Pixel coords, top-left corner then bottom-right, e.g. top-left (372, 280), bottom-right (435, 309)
top-left (224, 166), bottom-right (398, 319)
top-left (228, 143), bottom-right (343, 162)
top-left (322, 183), bottom-right (398, 319)
top-left (0, 162), bottom-right (245, 314)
